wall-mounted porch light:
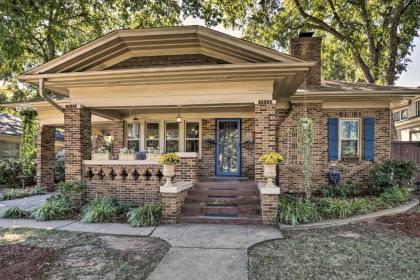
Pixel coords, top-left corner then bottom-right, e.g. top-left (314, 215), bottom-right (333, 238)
top-left (176, 106), bottom-right (182, 123)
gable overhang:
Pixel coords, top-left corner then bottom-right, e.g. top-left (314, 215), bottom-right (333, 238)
top-left (19, 62), bottom-right (314, 99)
top-left (23, 26), bottom-right (305, 75)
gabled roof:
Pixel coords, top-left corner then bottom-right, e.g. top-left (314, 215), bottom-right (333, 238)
top-left (25, 26), bottom-right (305, 75)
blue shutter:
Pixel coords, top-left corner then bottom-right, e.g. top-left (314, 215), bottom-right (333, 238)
top-left (328, 118), bottom-right (339, 160)
top-left (364, 117), bottom-right (375, 161)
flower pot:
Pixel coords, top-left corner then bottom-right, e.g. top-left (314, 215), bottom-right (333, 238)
top-left (92, 153), bottom-right (109, 160)
top-left (263, 163), bottom-right (277, 188)
top-left (163, 164), bottom-right (176, 187)
top-left (119, 153), bottom-right (135, 160)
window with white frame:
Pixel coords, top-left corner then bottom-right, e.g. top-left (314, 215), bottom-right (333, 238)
top-left (185, 122), bottom-right (200, 152)
top-left (127, 123), bottom-right (140, 152)
top-left (339, 119), bottom-right (360, 158)
top-left (146, 122), bottom-right (160, 152)
top-left (393, 111), bottom-right (401, 121)
top-left (165, 122), bottom-right (179, 153)
top-left (417, 101), bottom-right (420, 116)
top-left (0, 141), bottom-right (20, 159)
top-left (401, 109), bottom-right (408, 120)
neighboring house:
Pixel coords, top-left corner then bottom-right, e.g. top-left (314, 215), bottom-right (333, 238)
top-left (392, 96), bottom-right (420, 141)
top-left (0, 113), bottom-right (64, 159)
top-left (12, 26), bottom-right (420, 224)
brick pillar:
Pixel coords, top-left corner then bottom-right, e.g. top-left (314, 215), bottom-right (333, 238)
top-left (36, 125), bottom-right (56, 191)
top-left (112, 120), bottom-right (125, 158)
top-left (260, 193), bottom-right (279, 224)
top-left (161, 190), bottom-right (188, 224)
top-left (254, 100), bottom-right (278, 182)
top-left (64, 104), bottom-right (91, 182)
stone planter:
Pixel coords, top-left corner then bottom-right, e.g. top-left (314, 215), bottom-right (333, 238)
top-left (92, 153), bottom-right (109, 160)
top-left (263, 163), bottom-right (277, 188)
top-left (163, 163), bottom-right (176, 187)
top-left (147, 153), bottom-right (161, 161)
top-left (119, 153), bottom-right (136, 160)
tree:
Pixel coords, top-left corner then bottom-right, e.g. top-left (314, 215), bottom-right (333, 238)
top-left (183, 0), bottom-right (420, 85)
top-left (0, 0), bottom-right (181, 101)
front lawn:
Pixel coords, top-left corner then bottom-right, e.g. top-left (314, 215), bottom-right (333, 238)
top-left (0, 228), bottom-right (170, 280)
top-left (248, 205), bottom-right (420, 280)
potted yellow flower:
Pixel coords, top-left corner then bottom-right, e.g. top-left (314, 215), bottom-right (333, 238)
top-left (159, 153), bottom-right (181, 187)
top-left (258, 152), bottom-right (284, 187)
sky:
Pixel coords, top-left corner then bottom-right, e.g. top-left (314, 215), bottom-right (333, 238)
top-left (183, 17), bottom-right (419, 87)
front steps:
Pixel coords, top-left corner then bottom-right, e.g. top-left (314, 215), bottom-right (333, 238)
top-left (179, 178), bottom-right (262, 225)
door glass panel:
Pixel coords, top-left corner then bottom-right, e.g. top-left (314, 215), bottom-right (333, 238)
top-left (217, 121), bottom-right (239, 175)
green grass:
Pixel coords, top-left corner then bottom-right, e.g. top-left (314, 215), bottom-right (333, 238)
top-left (127, 203), bottom-right (162, 227)
top-left (248, 222), bottom-right (420, 280)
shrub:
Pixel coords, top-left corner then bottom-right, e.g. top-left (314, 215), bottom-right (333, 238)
top-left (127, 203), bottom-right (162, 227)
top-left (278, 195), bottom-right (319, 225)
top-left (370, 160), bottom-right (418, 194)
top-left (32, 194), bottom-right (74, 221)
top-left (81, 197), bottom-right (125, 223)
top-left (317, 198), bottom-right (355, 219)
top-left (379, 187), bottom-right (412, 207)
top-left (0, 159), bottom-right (23, 188)
top-left (54, 151), bottom-right (65, 183)
top-left (30, 186), bottom-right (46, 195)
top-left (0, 186), bottom-right (45, 201)
top-left (351, 198), bottom-right (378, 215)
top-left (320, 181), bottom-right (360, 198)
top-left (3, 207), bottom-right (30, 219)
top-left (57, 181), bottom-right (84, 194)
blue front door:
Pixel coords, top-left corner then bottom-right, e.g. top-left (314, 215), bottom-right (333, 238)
top-left (216, 119), bottom-right (241, 176)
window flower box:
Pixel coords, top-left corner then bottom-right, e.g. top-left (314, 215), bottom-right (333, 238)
top-left (119, 147), bottom-right (135, 160)
top-left (92, 147), bottom-right (110, 160)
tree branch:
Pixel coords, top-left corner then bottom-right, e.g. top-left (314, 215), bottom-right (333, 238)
top-left (386, 0), bottom-right (405, 85)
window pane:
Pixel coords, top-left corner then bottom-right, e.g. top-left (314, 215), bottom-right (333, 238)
top-left (0, 141), bottom-right (20, 159)
top-left (417, 102), bottom-right (420, 116)
top-left (146, 140), bottom-right (159, 152)
top-left (341, 140), bottom-right (358, 156)
top-left (127, 140), bottom-right (139, 152)
top-left (401, 109), bottom-right (408, 119)
top-left (166, 140), bottom-right (179, 153)
top-left (146, 123), bottom-right (159, 140)
top-left (127, 123), bottom-right (140, 139)
top-left (165, 123), bottom-right (179, 140)
top-left (186, 140), bottom-right (199, 152)
top-left (186, 122), bottom-right (199, 138)
top-left (340, 120), bottom-right (358, 139)
top-left (393, 112), bottom-right (400, 121)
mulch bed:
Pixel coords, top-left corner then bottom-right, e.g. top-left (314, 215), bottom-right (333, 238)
top-left (377, 211), bottom-right (420, 237)
top-left (0, 245), bottom-right (58, 280)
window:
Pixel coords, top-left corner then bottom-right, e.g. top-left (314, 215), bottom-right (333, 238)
top-left (0, 141), bottom-right (20, 159)
top-left (410, 131), bottom-right (420, 141)
top-left (127, 123), bottom-right (140, 152)
top-left (165, 122), bottom-right (179, 153)
top-left (339, 119), bottom-right (359, 158)
top-left (146, 122), bottom-right (160, 152)
top-left (401, 109), bottom-right (408, 120)
top-left (417, 101), bottom-right (420, 116)
top-left (393, 111), bottom-right (401, 122)
top-left (185, 122), bottom-right (200, 152)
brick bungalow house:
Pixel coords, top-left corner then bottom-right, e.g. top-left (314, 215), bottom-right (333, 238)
top-left (14, 26), bottom-right (420, 224)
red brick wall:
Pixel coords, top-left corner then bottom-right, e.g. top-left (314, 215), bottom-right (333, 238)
top-left (161, 190), bottom-right (188, 223)
top-left (277, 103), bottom-right (391, 192)
top-left (241, 118), bottom-right (255, 178)
top-left (260, 193), bottom-right (279, 224)
top-left (255, 100), bottom-right (278, 182)
top-left (64, 105), bottom-right (91, 182)
top-left (199, 119), bottom-right (216, 177)
top-left (36, 125), bottom-right (56, 191)
top-left (112, 120), bottom-right (125, 158)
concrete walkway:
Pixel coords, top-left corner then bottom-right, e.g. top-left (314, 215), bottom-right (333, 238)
top-left (0, 192), bottom-right (56, 216)
top-left (148, 224), bottom-right (283, 280)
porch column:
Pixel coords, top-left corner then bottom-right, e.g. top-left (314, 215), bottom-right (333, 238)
top-left (36, 125), bottom-right (55, 191)
top-left (254, 100), bottom-right (278, 182)
top-left (112, 120), bottom-right (125, 158)
top-left (64, 104), bottom-right (91, 182)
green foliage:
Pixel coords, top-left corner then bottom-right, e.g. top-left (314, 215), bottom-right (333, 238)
top-left (277, 195), bottom-right (319, 225)
top-left (3, 207), bottom-right (30, 219)
top-left (81, 197), bottom-right (126, 223)
top-left (378, 187), bottom-right (412, 207)
top-left (16, 105), bottom-right (38, 176)
top-left (258, 152), bottom-right (284, 164)
top-left (298, 117), bottom-right (314, 199)
top-left (159, 153), bottom-right (181, 164)
top-left (317, 198), bottom-right (355, 219)
top-left (0, 159), bottom-right (30, 188)
top-left (57, 181), bottom-right (84, 194)
top-left (184, 0), bottom-right (420, 85)
top-left (127, 203), bottom-right (162, 227)
top-left (369, 160), bottom-right (418, 194)
top-left (0, 186), bottom-right (45, 201)
top-left (320, 181), bottom-right (361, 198)
top-left (32, 194), bottom-right (74, 221)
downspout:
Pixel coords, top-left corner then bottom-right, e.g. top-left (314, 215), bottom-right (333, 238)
top-left (39, 78), bottom-right (64, 113)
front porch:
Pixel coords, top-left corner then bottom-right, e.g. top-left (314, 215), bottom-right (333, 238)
top-left (36, 101), bottom-right (280, 224)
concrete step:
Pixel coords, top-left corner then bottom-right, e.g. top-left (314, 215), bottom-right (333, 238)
top-left (188, 189), bottom-right (258, 196)
top-left (185, 195), bottom-right (260, 205)
top-left (181, 204), bottom-right (260, 215)
top-left (178, 214), bottom-right (262, 225)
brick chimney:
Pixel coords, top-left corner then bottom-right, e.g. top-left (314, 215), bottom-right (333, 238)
top-left (289, 32), bottom-right (322, 87)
